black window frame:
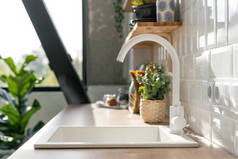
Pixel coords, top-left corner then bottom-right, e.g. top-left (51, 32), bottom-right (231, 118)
top-left (1, 0), bottom-right (88, 92)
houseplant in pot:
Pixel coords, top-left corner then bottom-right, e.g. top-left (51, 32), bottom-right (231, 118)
top-left (132, 0), bottom-right (157, 22)
top-left (136, 63), bottom-right (170, 123)
top-left (0, 55), bottom-right (44, 157)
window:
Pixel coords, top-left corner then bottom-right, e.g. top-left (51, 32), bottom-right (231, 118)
top-left (0, 0), bottom-right (83, 88)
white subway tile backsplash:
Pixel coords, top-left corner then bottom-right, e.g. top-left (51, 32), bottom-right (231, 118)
top-left (183, 102), bottom-right (190, 123)
top-left (208, 80), bottom-right (215, 105)
top-left (198, 0), bottom-right (207, 50)
top-left (212, 113), bottom-right (235, 154)
top-left (180, 80), bottom-right (189, 102)
top-left (214, 81), bottom-right (223, 105)
top-left (206, 0), bottom-right (216, 47)
top-left (189, 81), bottom-right (202, 105)
top-left (187, 105), bottom-right (198, 130)
top-left (172, 0), bottom-right (238, 156)
top-left (210, 46), bottom-right (232, 78)
top-left (194, 51), bottom-right (210, 80)
top-left (191, 1), bottom-right (198, 52)
top-left (233, 44), bottom-right (238, 77)
top-left (230, 83), bottom-right (238, 111)
top-left (201, 81), bottom-right (210, 106)
top-left (187, 8), bottom-right (192, 54)
top-left (180, 0), bottom-right (185, 13)
top-left (222, 81), bottom-right (233, 108)
top-left (228, 0), bottom-right (238, 44)
top-left (183, 55), bottom-right (194, 79)
top-left (234, 123), bottom-right (238, 156)
top-left (216, 0), bottom-right (228, 46)
top-left (187, 104), bottom-right (211, 139)
top-left (180, 24), bottom-right (186, 55)
top-left (195, 108), bottom-right (211, 139)
top-left (183, 10), bottom-right (189, 55)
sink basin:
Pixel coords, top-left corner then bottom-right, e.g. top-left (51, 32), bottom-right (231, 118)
top-left (34, 126), bottom-right (199, 149)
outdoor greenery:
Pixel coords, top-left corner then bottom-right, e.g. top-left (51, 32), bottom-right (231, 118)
top-left (131, 0), bottom-right (156, 6)
top-left (112, 0), bottom-right (124, 38)
top-left (0, 48), bottom-right (59, 87)
top-left (136, 63), bottom-right (170, 100)
top-left (0, 55), bottom-right (45, 157)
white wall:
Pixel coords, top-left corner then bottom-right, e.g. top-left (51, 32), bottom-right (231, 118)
top-left (172, 0), bottom-right (238, 156)
top-left (27, 92), bottom-right (67, 128)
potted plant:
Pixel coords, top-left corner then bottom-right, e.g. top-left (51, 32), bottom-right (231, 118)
top-left (0, 55), bottom-right (45, 157)
top-left (132, 0), bottom-right (157, 22)
top-left (136, 63), bottom-right (170, 123)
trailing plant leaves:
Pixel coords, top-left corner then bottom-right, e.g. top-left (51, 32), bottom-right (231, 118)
top-left (0, 104), bottom-right (20, 126)
top-left (113, 0), bottom-right (124, 38)
top-left (20, 99), bottom-right (41, 131)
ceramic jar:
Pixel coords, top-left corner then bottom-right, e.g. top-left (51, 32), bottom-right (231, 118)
top-left (156, 0), bottom-right (175, 22)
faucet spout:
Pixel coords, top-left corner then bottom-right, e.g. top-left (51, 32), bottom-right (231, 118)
top-left (116, 34), bottom-right (180, 106)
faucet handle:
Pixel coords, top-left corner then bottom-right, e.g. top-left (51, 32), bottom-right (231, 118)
top-left (177, 105), bottom-right (184, 117)
top-left (170, 105), bottom-right (186, 134)
top-left (170, 116), bottom-right (186, 135)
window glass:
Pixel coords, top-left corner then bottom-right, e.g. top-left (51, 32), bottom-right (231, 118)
top-left (0, 0), bottom-right (83, 87)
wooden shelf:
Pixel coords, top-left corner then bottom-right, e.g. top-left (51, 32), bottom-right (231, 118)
top-left (123, 0), bottom-right (133, 12)
top-left (125, 22), bottom-right (182, 48)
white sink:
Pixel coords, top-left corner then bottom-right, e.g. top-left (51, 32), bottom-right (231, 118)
top-left (34, 126), bottom-right (199, 149)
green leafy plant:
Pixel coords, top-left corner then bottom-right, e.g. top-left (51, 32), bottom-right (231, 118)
top-left (0, 55), bottom-right (44, 155)
top-left (131, 0), bottom-right (156, 6)
top-left (136, 63), bottom-right (170, 100)
top-left (132, 0), bottom-right (144, 6)
top-left (113, 0), bottom-right (124, 38)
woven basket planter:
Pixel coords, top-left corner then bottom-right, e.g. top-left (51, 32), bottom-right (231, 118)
top-left (140, 100), bottom-right (165, 123)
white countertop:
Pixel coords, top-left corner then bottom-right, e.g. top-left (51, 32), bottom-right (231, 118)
top-left (8, 104), bottom-right (237, 159)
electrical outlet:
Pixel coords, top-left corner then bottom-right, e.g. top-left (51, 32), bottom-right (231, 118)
top-left (208, 80), bottom-right (215, 105)
top-left (214, 81), bottom-right (223, 105)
